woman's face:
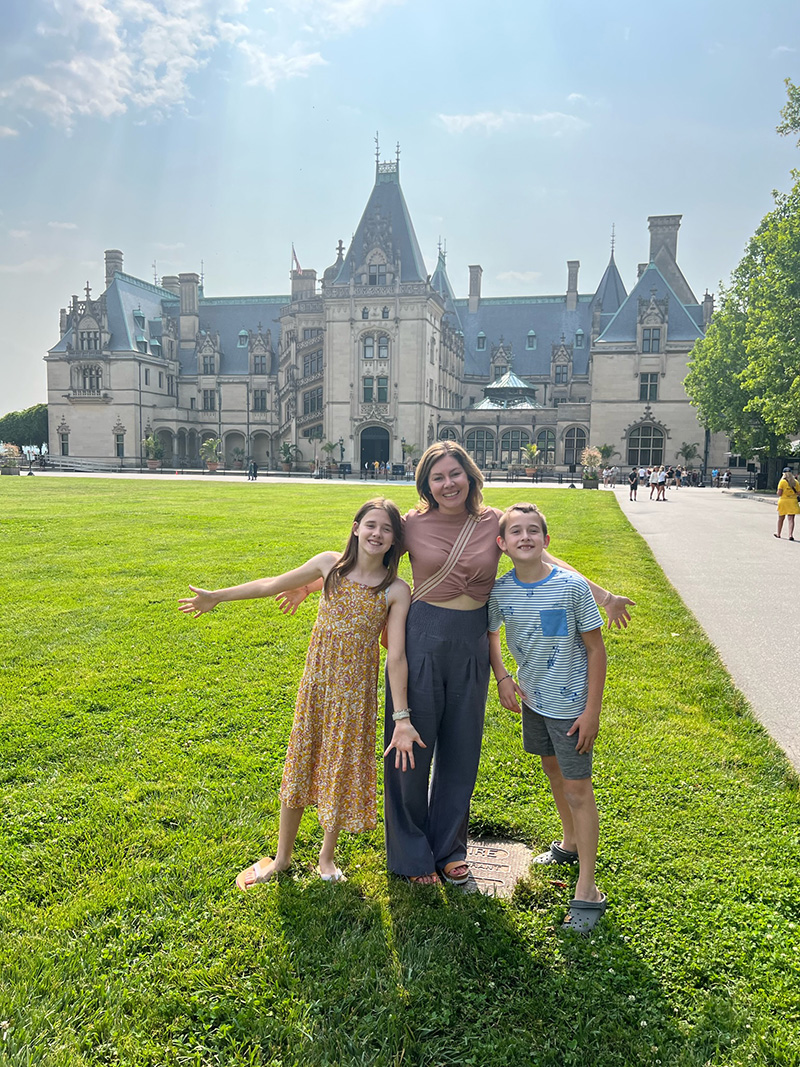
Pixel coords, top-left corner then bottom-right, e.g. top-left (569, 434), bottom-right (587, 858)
top-left (427, 455), bottom-right (470, 513)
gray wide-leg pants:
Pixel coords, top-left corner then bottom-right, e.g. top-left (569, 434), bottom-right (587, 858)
top-left (384, 601), bottom-right (490, 876)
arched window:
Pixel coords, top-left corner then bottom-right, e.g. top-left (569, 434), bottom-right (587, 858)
top-left (378, 335), bottom-right (389, 360)
top-left (536, 429), bottom-right (555, 464)
top-left (363, 336), bottom-right (374, 359)
top-left (238, 330), bottom-right (249, 347)
top-left (466, 429), bottom-right (495, 468)
top-left (627, 424), bottom-right (664, 467)
top-left (575, 329), bottom-right (584, 349)
top-left (382, 306), bottom-right (390, 319)
top-left (476, 332), bottom-right (486, 351)
top-left (361, 307), bottom-right (369, 320)
top-left (500, 429), bottom-right (530, 467)
top-left (439, 427), bottom-right (457, 441)
top-left (564, 427), bottom-right (587, 466)
top-left (527, 331), bottom-right (537, 350)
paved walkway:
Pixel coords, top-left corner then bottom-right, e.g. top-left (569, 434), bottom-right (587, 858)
top-left (612, 484), bottom-right (798, 770)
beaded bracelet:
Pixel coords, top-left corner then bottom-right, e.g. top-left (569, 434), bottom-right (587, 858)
top-left (497, 674), bottom-right (513, 685)
top-left (392, 708), bottom-right (412, 721)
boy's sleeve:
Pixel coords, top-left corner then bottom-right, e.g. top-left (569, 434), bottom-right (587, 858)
top-left (487, 587), bottom-right (502, 632)
top-left (574, 577), bottom-right (603, 632)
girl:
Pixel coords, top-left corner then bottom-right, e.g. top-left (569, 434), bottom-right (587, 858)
top-left (178, 498), bottom-right (421, 888)
top-left (775, 467), bottom-right (800, 540)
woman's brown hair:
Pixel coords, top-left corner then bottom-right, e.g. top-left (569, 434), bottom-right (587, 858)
top-left (414, 441), bottom-right (485, 517)
top-left (323, 497), bottom-right (403, 598)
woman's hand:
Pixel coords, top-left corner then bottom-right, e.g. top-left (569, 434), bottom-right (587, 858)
top-left (603, 593), bottom-right (635, 630)
top-left (178, 586), bottom-right (219, 617)
top-left (383, 721), bottom-right (426, 771)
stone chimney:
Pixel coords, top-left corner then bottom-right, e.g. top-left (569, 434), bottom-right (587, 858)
top-left (291, 269), bottom-right (317, 301)
top-left (105, 249), bottom-right (123, 288)
top-left (468, 265), bottom-right (482, 314)
top-left (566, 260), bottom-right (580, 311)
top-left (161, 275), bottom-right (180, 296)
top-left (648, 215), bottom-right (681, 263)
top-left (179, 272), bottom-right (200, 343)
top-left (637, 263), bottom-right (648, 278)
top-left (702, 290), bottom-right (714, 328)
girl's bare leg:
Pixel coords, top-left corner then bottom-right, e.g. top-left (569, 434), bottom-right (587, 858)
top-left (789, 515), bottom-right (796, 539)
top-left (318, 827), bottom-right (342, 877)
top-left (776, 515), bottom-right (785, 537)
top-left (237, 802), bottom-right (304, 888)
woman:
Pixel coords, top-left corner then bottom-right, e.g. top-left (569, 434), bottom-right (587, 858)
top-left (381, 442), bottom-right (633, 885)
top-left (775, 467), bottom-right (800, 540)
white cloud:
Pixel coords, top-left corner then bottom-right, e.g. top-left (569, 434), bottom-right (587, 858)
top-left (0, 125), bottom-right (19, 137)
top-left (9, 230), bottom-right (31, 238)
top-left (772, 45), bottom-right (797, 56)
top-left (437, 110), bottom-right (588, 136)
top-left (48, 221), bottom-right (78, 230)
top-left (238, 40), bottom-right (326, 88)
top-left (0, 256), bottom-right (63, 275)
top-left (497, 270), bottom-right (543, 285)
top-left (289, 0), bottom-right (406, 34)
top-left (155, 241), bottom-right (186, 251)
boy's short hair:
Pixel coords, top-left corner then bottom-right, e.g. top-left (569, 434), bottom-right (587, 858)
top-left (499, 502), bottom-right (548, 537)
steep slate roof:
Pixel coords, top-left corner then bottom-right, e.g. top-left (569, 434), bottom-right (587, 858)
top-left (186, 297), bottom-right (288, 375)
top-left (456, 297), bottom-right (593, 378)
top-left (591, 253), bottom-right (627, 314)
top-left (430, 249), bottom-right (463, 330)
top-left (333, 161), bottom-right (428, 284)
top-left (596, 261), bottom-right (703, 345)
top-left (473, 368), bottom-right (544, 410)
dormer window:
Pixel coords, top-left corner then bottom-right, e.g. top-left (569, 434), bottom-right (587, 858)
top-left (368, 263), bottom-right (387, 286)
top-left (527, 331), bottom-right (537, 350)
top-left (133, 311), bottom-right (145, 329)
top-left (238, 330), bottom-right (249, 348)
top-left (642, 327), bottom-right (661, 353)
top-left (575, 330), bottom-right (584, 349)
top-left (555, 365), bottom-right (569, 384)
top-left (476, 332), bottom-right (486, 351)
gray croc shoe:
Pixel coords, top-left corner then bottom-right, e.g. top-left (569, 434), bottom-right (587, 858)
top-left (531, 841), bottom-right (580, 866)
top-left (561, 893), bottom-right (607, 934)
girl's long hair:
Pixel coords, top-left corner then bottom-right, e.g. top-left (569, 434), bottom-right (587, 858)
top-left (785, 471), bottom-right (798, 490)
top-left (415, 441), bottom-right (485, 517)
top-left (324, 498), bottom-right (403, 598)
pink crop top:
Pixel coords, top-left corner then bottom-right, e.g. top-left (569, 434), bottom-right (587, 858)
top-left (402, 507), bottom-right (503, 604)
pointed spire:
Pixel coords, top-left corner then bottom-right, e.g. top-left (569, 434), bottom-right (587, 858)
top-left (610, 223), bottom-right (616, 260)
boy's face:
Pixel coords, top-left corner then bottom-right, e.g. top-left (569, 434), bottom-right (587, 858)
top-left (497, 510), bottom-right (550, 563)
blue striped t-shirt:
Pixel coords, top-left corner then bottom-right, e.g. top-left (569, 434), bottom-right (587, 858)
top-left (488, 565), bottom-right (603, 719)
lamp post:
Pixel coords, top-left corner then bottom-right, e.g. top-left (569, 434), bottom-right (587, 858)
top-left (401, 436), bottom-right (406, 462)
top-left (22, 444), bottom-right (39, 475)
top-left (338, 436), bottom-right (344, 462)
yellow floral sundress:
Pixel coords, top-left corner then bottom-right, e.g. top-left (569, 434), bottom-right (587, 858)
top-left (280, 577), bottom-right (387, 832)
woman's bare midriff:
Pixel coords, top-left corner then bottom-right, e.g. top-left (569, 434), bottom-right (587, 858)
top-left (424, 593), bottom-right (486, 611)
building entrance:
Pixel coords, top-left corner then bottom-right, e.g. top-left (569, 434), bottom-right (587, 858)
top-left (360, 426), bottom-right (390, 471)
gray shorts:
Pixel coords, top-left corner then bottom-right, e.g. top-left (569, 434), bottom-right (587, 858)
top-left (521, 703), bottom-right (593, 780)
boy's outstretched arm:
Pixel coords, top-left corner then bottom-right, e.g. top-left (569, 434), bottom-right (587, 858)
top-left (179, 553), bottom-right (336, 617)
top-left (489, 629), bottom-right (526, 713)
top-left (567, 627), bottom-right (607, 754)
top-left (542, 549), bottom-right (635, 630)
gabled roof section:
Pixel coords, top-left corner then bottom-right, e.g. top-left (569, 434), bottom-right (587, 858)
top-left (430, 248), bottom-right (463, 330)
top-left (596, 262), bottom-right (703, 345)
top-left (652, 243), bottom-right (698, 306)
top-left (591, 252), bottom-right (627, 315)
top-left (333, 159), bottom-right (427, 284)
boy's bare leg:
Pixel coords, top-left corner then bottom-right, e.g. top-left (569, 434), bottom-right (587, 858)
top-left (540, 755), bottom-right (577, 853)
top-left (318, 827), bottom-right (342, 877)
top-left (562, 777), bottom-right (601, 902)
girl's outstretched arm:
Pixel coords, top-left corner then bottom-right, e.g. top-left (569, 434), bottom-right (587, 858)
top-left (179, 552), bottom-right (338, 617)
top-left (274, 577), bottom-right (324, 615)
top-left (542, 548), bottom-right (635, 630)
top-left (382, 581), bottom-right (426, 772)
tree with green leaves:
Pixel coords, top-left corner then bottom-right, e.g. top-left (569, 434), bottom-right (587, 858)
top-left (685, 80), bottom-right (800, 487)
top-left (676, 441), bottom-right (700, 468)
top-left (0, 404), bottom-right (48, 449)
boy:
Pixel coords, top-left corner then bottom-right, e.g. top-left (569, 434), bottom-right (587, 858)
top-left (488, 503), bottom-right (608, 933)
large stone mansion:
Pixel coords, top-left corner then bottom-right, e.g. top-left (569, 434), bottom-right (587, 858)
top-left (45, 153), bottom-right (729, 473)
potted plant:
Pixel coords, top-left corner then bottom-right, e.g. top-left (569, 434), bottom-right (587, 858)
top-left (232, 447), bottom-right (245, 470)
top-left (199, 437), bottom-right (222, 472)
top-left (522, 442), bottom-right (540, 477)
top-left (142, 434), bottom-right (164, 470)
top-left (580, 446), bottom-right (602, 489)
top-left (321, 441), bottom-right (339, 470)
top-left (279, 441), bottom-right (301, 472)
top-left (0, 442), bottom-right (21, 475)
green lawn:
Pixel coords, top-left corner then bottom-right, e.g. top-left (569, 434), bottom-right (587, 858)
top-left (0, 478), bottom-right (798, 1067)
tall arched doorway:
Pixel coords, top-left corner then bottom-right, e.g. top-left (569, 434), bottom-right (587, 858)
top-left (360, 426), bottom-right (390, 469)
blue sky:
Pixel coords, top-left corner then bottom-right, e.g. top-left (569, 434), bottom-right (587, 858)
top-left (1, 0), bottom-right (798, 414)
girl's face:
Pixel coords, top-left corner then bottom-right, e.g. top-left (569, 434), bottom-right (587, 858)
top-left (354, 508), bottom-right (395, 558)
top-left (427, 455), bottom-right (469, 513)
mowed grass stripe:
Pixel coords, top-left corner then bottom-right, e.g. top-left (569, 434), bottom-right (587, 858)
top-left (0, 478), bottom-right (798, 1067)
